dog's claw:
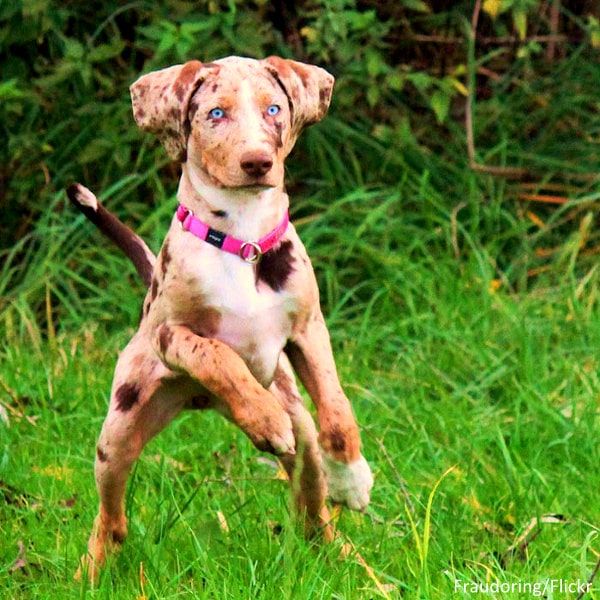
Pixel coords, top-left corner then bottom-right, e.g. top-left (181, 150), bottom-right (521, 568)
top-left (243, 402), bottom-right (295, 456)
top-left (322, 453), bottom-right (373, 511)
top-left (255, 428), bottom-right (296, 456)
top-left (254, 418), bottom-right (296, 456)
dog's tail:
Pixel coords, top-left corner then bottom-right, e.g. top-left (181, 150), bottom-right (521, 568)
top-left (66, 183), bottom-right (156, 288)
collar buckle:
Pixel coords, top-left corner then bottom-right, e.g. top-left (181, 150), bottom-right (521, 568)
top-left (239, 241), bottom-right (263, 264)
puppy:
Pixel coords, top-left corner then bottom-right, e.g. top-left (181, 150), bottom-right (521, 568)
top-left (70, 56), bottom-right (373, 581)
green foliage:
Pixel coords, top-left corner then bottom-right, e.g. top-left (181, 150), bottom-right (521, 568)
top-left (2, 0), bottom-right (600, 330)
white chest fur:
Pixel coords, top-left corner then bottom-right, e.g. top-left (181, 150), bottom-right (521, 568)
top-left (161, 235), bottom-right (297, 387)
top-left (207, 254), bottom-right (295, 384)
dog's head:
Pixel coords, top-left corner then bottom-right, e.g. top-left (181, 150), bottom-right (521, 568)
top-left (130, 56), bottom-right (334, 189)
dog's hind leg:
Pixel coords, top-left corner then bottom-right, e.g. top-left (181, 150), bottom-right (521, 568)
top-left (76, 336), bottom-right (187, 583)
top-left (270, 354), bottom-right (333, 541)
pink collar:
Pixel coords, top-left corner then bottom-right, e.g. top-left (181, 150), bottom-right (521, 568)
top-left (176, 204), bottom-right (290, 264)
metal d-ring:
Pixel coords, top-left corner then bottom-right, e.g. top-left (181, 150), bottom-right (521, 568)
top-left (239, 241), bottom-right (262, 264)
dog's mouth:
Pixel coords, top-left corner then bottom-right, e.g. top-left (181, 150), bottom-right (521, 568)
top-left (213, 180), bottom-right (278, 194)
top-left (228, 171), bottom-right (280, 191)
top-left (237, 180), bottom-right (277, 190)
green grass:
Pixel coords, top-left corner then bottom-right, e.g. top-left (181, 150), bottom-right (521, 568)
top-left (2, 172), bottom-right (600, 598)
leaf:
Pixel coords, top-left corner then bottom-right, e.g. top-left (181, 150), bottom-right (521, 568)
top-left (366, 85), bottom-right (380, 108)
top-left (300, 26), bottom-right (318, 42)
top-left (180, 20), bottom-right (216, 36)
top-left (407, 71), bottom-right (434, 93)
top-left (62, 37), bottom-right (84, 61)
top-left (513, 9), bottom-right (527, 41)
top-left (366, 49), bottom-right (386, 77)
top-left (216, 510), bottom-right (230, 533)
top-left (483, 0), bottom-right (503, 19)
top-left (430, 90), bottom-right (450, 124)
top-left (9, 540), bottom-right (27, 574)
top-left (588, 16), bottom-right (600, 48)
top-left (88, 40), bottom-right (126, 63)
top-left (401, 0), bottom-right (431, 12)
top-left (0, 79), bottom-right (27, 100)
top-left (386, 72), bottom-right (404, 92)
top-left (449, 78), bottom-right (469, 97)
top-left (345, 10), bottom-right (377, 31)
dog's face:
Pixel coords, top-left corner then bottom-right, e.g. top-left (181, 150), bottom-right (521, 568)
top-left (186, 60), bottom-right (291, 188)
top-left (130, 56), bottom-right (334, 189)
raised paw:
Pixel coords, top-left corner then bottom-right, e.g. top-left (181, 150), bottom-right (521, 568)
top-left (237, 397), bottom-right (295, 456)
top-left (322, 453), bottom-right (373, 511)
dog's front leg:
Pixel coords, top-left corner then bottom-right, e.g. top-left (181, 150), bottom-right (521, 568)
top-left (287, 311), bottom-right (373, 511)
top-left (153, 323), bottom-right (295, 455)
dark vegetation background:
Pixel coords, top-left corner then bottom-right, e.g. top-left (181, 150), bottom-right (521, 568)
top-left (2, 0), bottom-right (600, 334)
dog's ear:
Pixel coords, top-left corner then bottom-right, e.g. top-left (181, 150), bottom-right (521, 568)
top-left (264, 56), bottom-right (334, 139)
top-left (130, 61), bottom-right (219, 162)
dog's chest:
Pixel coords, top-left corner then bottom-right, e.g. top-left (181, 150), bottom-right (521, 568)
top-left (163, 248), bottom-right (297, 385)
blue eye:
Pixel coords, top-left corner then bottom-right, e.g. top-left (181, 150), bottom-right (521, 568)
top-left (209, 107), bottom-right (225, 119)
top-left (266, 105), bottom-right (280, 116)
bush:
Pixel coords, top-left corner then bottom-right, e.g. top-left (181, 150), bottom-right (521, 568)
top-left (1, 0), bottom-right (600, 330)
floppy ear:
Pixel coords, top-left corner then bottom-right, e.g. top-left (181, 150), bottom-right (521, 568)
top-left (263, 56), bottom-right (334, 140)
top-left (130, 61), bottom-right (219, 162)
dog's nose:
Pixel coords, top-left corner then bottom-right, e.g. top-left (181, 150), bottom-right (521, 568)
top-left (240, 151), bottom-right (273, 177)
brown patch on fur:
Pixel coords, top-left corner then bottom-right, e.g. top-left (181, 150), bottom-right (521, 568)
top-left (289, 61), bottom-right (311, 89)
top-left (161, 240), bottom-right (171, 276)
top-left (111, 528), bottom-right (127, 544)
top-left (173, 60), bottom-right (203, 102)
top-left (319, 86), bottom-right (332, 115)
top-left (272, 361), bottom-right (297, 401)
top-left (96, 446), bottom-right (109, 463)
top-left (188, 307), bottom-right (222, 338)
top-left (115, 382), bottom-right (140, 412)
top-left (328, 425), bottom-right (346, 453)
top-left (273, 122), bottom-right (284, 149)
top-left (150, 277), bottom-right (159, 302)
top-left (188, 99), bottom-right (200, 115)
top-left (158, 324), bottom-right (174, 355)
top-left (319, 418), bottom-right (362, 462)
top-left (256, 240), bottom-right (295, 292)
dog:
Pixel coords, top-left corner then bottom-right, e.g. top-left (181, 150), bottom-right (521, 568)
top-left (68, 55), bottom-right (373, 582)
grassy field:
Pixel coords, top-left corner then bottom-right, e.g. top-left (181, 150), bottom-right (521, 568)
top-left (2, 164), bottom-right (600, 599)
top-left (2, 11), bottom-right (600, 596)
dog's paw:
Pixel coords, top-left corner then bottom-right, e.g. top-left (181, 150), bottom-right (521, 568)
top-left (254, 423), bottom-right (296, 456)
top-left (322, 453), bottom-right (373, 511)
top-left (246, 407), bottom-right (295, 456)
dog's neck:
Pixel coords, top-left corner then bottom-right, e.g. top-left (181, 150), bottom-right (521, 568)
top-left (178, 163), bottom-right (289, 242)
